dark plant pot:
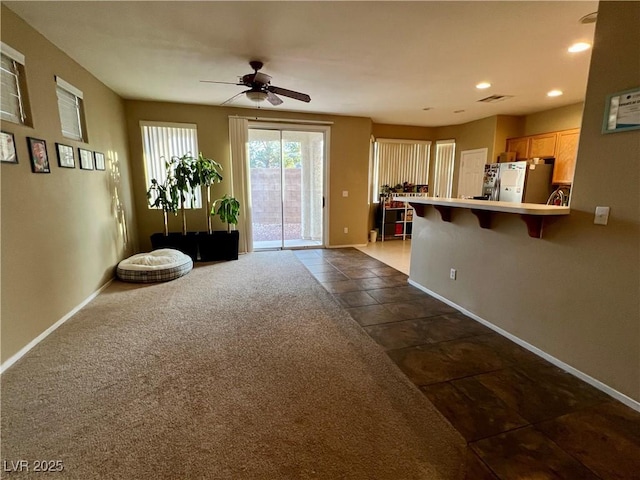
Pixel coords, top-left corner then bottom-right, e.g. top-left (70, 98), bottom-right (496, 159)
top-left (198, 230), bottom-right (239, 261)
top-left (150, 232), bottom-right (175, 250)
top-left (150, 232), bottom-right (198, 261)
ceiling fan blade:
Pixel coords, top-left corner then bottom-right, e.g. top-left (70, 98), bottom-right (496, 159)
top-left (220, 90), bottom-right (248, 106)
top-left (267, 85), bottom-right (311, 103)
top-left (266, 91), bottom-right (283, 106)
top-left (200, 80), bottom-right (241, 85)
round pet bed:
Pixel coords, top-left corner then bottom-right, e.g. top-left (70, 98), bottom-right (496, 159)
top-left (116, 248), bottom-right (193, 283)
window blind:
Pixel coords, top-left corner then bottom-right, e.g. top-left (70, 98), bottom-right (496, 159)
top-left (432, 140), bottom-right (456, 198)
top-left (56, 85), bottom-right (83, 141)
top-left (141, 122), bottom-right (202, 209)
top-left (0, 53), bottom-right (24, 124)
top-left (372, 139), bottom-right (430, 202)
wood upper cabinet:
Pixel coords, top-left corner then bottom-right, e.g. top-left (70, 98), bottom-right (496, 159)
top-left (505, 128), bottom-right (580, 184)
top-left (529, 133), bottom-right (557, 158)
top-left (553, 128), bottom-right (580, 184)
top-left (506, 137), bottom-right (530, 160)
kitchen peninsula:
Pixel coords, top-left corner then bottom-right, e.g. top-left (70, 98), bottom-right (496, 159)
top-left (398, 196), bottom-right (570, 238)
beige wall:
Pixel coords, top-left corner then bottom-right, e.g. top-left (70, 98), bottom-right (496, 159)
top-left (434, 116), bottom-right (497, 197)
top-left (1, 6), bottom-right (137, 363)
top-left (409, 1), bottom-right (640, 402)
top-left (372, 124), bottom-right (435, 140)
top-left (495, 115), bottom-right (524, 160)
top-left (524, 102), bottom-right (584, 136)
top-left (123, 101), bottom-right (372, 250)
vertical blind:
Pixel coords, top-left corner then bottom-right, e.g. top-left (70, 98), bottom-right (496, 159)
top-left (141, 121), bottom-right (202, 208)
top-left (372, 139), bottom-right (431, 201)
top-left (432, 140), bottom-right (456, 198)
top-left (0, 53), bottom-right (24, 124)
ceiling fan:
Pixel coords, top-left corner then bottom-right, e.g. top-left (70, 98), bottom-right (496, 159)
top-left (201, 60), bottom-right (311, 106)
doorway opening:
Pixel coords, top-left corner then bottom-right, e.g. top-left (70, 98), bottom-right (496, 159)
top-left (248, 125), bottom-right (327, 250)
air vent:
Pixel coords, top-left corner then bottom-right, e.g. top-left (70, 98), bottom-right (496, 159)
top-left (579, 12), bottom-right (597, 24)
top-left (477, 94), bottom-right (514, 104)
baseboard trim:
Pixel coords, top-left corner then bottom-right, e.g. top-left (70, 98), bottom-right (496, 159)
top-left (408, 279), bottom-right (640, 413)
top-left (1, 278), bottom-right (114, 374)
top-left (327, 243), bottom-right (368, 249)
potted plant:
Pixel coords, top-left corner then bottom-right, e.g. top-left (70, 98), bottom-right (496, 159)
top-left (379, 184), bottom-right (391, 201)
top-left (194, 152), bottom-right (223, 234)
top-left (147, 159), bottom-right (179, 249)
top-left (214, 195), bottom-right (240, 233)
top-left (173, 153), bottom-right (200, 234)
top-left (194, 153), bottom-right (224, 261)
top-left (200, 194), bottom-right (240, 261)
top-left (172, 153), bottom-right (200, 260)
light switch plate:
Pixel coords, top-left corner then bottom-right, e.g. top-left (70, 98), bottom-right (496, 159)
top-left (594, 206), bottom-right (610, 225)
top-left (342, 190), bottom-right (349, 197)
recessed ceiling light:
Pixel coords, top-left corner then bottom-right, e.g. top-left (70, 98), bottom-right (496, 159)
top-left (476, 82), bottom-right (491, 89)
top-left (568, 42), bottom-right (591, 53)
top-left (547, 90), bottom-right (563, 97)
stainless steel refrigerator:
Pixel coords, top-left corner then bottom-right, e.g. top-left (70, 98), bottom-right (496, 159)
top-left (482, 163), bottom-right (500, 200)
top-left (498, 161), bottom-right (553, 204)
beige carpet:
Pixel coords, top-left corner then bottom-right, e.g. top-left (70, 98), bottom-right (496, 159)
top-left (1, 251), bottom-right (465, 479)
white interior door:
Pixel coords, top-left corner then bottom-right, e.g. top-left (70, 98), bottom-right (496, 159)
top-left (458, 148), bottom-right (488, 198)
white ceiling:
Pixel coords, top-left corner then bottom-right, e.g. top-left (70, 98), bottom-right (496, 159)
top-left (5, 1), bottom-right (598, 127)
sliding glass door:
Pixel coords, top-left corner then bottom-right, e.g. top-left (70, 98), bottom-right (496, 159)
top-left (249, 126), bottom-right (325, 250)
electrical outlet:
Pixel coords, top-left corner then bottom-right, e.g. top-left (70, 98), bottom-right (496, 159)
top-left (343, 227), bottom-right (349, 234)
top-left (450, 268), bottom-right (457, 280)
top-left (342, 190), bottom-right (349, 197)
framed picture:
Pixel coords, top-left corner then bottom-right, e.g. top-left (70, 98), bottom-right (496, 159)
top-left (94, 151), bottom-right (106, 170)
top-left (0, 131), bottom-right (18, 164)
top-left (79, 148), bottom-right (94, 170)
top-left (27, 137), bottom-right (51, 173)
top-left (603, 87), bottom-right (640, 133)
top-left (56, 143), bottom-right (75, 168)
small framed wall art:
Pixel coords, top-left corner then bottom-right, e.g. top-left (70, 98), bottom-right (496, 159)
top-left (603, 87), bottom-right (640, 133)
top-left (94, 151), bottom-right (106, 170)
top-left (28, 137), bottom-right (51, 173)
top-left (56, 143), bottom-right (75, 168)
top-left (79, 148), bottom-right (94, 170)
top-left (0, 131), bottom-right (18, 164)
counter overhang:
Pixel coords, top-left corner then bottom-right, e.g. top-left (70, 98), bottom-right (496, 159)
top-left (395, 197), bottom-right (570, 238)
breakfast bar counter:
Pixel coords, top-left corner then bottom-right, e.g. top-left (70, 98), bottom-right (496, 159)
top-left (395, 196), bottom-right (570, 238)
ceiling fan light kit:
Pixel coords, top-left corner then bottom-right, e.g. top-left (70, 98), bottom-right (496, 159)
top-left (203, 60), bottom-right (311, 107)
top-left (246, 90), bottom-right (268, 103)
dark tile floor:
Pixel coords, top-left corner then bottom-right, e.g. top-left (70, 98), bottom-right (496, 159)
top-left (294, 247), bottom-right (640, 480)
